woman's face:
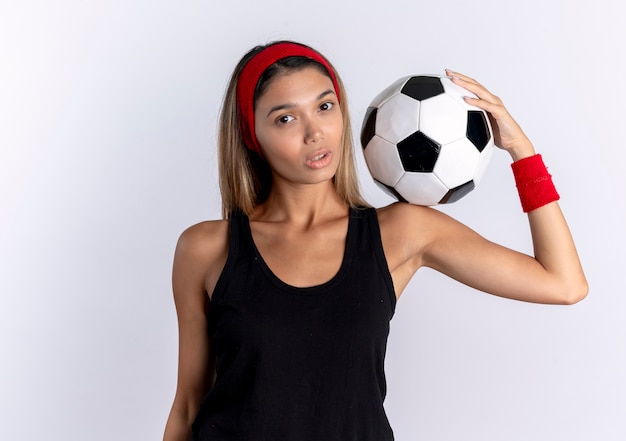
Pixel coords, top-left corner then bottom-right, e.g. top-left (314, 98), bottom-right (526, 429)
top-left (253, 66), bottom-right (343, 187)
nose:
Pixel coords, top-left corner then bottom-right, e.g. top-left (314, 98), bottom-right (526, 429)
top-left (304, 118), bottom-right (323, 144)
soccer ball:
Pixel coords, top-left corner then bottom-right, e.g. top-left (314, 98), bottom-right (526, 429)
top-left (360, 75), bottom-right (495, 206)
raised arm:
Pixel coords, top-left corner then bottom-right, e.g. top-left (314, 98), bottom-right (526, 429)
top-left (379, 71), bottom-right (588, 304)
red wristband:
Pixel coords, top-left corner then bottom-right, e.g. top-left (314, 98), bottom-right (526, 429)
top-left (511, 154), bottom-right (560, 212)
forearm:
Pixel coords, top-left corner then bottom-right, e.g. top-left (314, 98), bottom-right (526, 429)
top-left (527, 201), bottom-right (588, 303)
top-left (509, 145), bottom-right (588, 303)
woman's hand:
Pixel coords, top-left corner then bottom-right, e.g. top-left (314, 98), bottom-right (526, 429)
top-left (445, 69), bottom-right (535, 161)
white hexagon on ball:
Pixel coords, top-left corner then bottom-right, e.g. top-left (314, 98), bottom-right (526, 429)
top-left (433, 138), bottom-right (480, 189)
top-left (376, 93), bottom-right (420, 144)
top-left (473, 143), bottom-right (495, 185)
top-left (363, 135), bottom-right (405, 187)
top-left (394, 172), bottom-right (448, 206)
top-left (419, 94), bottom-right (468, 145)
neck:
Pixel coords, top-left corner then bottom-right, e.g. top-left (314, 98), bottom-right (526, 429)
top-left (251, 180), bottom-right (348, 227)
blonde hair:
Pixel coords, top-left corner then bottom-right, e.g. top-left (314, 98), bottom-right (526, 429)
top-left (218, 41), bottom-right (369, 218)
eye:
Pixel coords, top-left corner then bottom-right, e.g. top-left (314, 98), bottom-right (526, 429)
top-left (276, 114), bottom-right (294, 125)
top-left (320, 102), bottom-right (334, 111)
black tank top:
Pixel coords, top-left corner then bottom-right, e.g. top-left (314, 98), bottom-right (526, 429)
top-left (191, 207), bottom-right (396, 441)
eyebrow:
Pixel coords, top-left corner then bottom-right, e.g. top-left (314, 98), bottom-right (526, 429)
top-left (265, 89), bottom-right (336, 117)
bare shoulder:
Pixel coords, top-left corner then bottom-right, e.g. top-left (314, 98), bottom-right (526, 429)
top-left (375, 202), bottom-right (464, 271)
top-left (376, 201), bottom-right (428, 226)
top-left (376, 201), bottom-right (443, 238)
top-left (176, 219), bottom-right (229, 259)
top-left (173, 219), bottom-right (230, 299)
top-left (377, 201), bottom-right (464, 233)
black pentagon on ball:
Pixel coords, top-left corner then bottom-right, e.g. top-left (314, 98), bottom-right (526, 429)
top-left (439, 180), bottom-right (476, 204)
top-left (401, 76), bottom-right (445, 101)
top-left (466, 110), bottom-right (492, 152)
top-left (397, 131), bottom-right (441, 172)
top-left (360, 107), bottom-right (377, 149)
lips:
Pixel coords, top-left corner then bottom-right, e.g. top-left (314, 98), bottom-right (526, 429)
top-left (305, 150), bottom-right (332, 169)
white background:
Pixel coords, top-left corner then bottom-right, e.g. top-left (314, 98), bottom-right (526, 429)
top-left (1, 1), bottom-right (624, 440)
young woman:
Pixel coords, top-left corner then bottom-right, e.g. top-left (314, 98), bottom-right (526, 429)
top-left (163, 41), bottom-right (587, 441)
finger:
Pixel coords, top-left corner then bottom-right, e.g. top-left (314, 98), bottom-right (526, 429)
top-left (462, 95), bottom-right (504, 115)
top-left (444, 69), bottom-right (480, 86)
top-left (448, 74), bottom-right (502, 106)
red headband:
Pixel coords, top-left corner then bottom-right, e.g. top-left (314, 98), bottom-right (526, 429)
top-left (236, 42), bottom-right (341, 156)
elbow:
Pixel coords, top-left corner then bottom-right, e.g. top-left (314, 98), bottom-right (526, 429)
top-left (558, 278), bottom-right (589, 305)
